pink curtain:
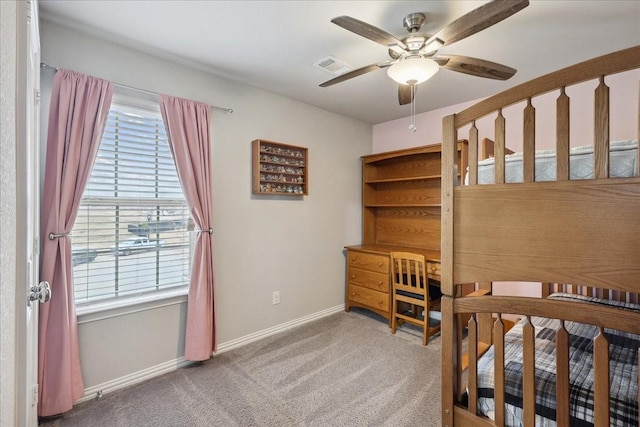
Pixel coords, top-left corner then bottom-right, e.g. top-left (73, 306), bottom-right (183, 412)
top-left (39, 70), bottom-right (113, 416)
top-left (159, 95), bottom-right (215, 360)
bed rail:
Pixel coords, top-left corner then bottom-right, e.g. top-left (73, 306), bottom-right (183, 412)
top-left (456, 296), bottom-right (640, 335)
top-left (450, 45), bottom-right (640, 189)
top-left (452, 46), bottom-right (640, 129)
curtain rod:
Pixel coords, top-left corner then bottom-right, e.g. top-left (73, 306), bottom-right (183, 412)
top-left (40, 62), bottom-right (233, 114)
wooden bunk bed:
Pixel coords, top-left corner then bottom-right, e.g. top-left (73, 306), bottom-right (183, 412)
top-left (440, 45), bottom-right (640, 427)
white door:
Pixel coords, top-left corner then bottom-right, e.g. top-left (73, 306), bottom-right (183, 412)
top-left (18, 1), bottom-right (45, 425)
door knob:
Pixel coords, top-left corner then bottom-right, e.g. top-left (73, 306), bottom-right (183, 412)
top-left (29, 281), bottom-right (51, 305)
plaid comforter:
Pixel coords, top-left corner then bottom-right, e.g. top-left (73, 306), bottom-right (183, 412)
top-left (476, 293), bottom-right (640, 426)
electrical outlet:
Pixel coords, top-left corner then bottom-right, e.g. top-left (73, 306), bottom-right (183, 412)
top-left (272, 291), bottom-right (280, 305)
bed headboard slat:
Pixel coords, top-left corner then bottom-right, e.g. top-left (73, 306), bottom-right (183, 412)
top-left (556, 88), bottom-right (570, 181)
top-left (556, 322), bottom-right (570, 426)
top-left (468, 123), bottom-right (479, 185)
top-left (594, 76), bottom-right (610, 179)
top-left (523, 99), bottom-right (535, 182)
top-left (494, 317), bottom-right (506, 426)
top-left (494, 110), bottom-right (506, 184)
top-left (593, 330), bottom-right (610, 426)
top-left (522, 318), bottom-right (536, 426)
top-left (467, 315), bottom-right (478, 415)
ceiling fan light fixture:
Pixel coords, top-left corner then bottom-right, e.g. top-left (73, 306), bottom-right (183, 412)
top-left (387, 57), bottom-right (439, 85)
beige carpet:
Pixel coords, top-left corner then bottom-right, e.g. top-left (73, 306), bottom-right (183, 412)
top-left (40, 308), bottom-right (442, 426)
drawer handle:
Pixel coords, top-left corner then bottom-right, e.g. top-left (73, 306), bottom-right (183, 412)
top-left (378, 281), bottom-right (383, 285)
top-left (378, 262), bottom-right (383, 266)
top-left (352, 292), bottom-right (356, 296)
top-left (351, 274), bottom-right (356, 279)
top-left (431, 267), bottom-right (437, 272)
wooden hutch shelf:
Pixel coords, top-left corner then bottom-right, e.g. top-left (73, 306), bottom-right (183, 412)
top-left (345, 142), bottom-right (468, 324)
top-left (365, 174), bottom-right (442, 184)
top-left (363, 204), bottom-right (442, 208)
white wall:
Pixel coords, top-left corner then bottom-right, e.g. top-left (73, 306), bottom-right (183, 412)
top-left (40, 20), bottom-right (370, 393)
top-left (373, 99), bottom-right (480, 152)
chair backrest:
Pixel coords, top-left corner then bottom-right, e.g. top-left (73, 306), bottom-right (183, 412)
top-left (390, 252), bottom-right (428, 298)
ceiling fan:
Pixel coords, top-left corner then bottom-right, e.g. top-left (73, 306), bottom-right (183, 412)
top-left (319, 0), bottom-right (529, 106)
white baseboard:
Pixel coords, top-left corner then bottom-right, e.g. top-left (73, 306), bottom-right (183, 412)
top-left (215, 304), bottom-right (344, 354)
top-left (77, 357), bottom-right (194, 404)
top-left (76, 304), bottom-right (345, 403)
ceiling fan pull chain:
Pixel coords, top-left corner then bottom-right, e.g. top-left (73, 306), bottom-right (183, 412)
top-left (409, 84), bottom-right (417, 132)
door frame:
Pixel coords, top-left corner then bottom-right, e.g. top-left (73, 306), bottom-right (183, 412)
top-left (15, 0), bottom-right (41, 425)
top-left (0, 1), bottom-right (21, 424)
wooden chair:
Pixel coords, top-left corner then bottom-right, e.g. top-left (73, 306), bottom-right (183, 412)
top-left (390, 252), bottom-right (442, 345)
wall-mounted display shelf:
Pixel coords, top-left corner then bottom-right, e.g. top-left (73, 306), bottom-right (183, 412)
top-left (252, 139), bottom-right (308, 196)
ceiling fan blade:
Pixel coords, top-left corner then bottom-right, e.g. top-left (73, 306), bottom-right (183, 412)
top-left (433, 57), bottom-right (450, 67)
top-left (319, 62), bottom-right (393, 87)
top-left (398, 84), bottom-right (412, 105)
top-left (425, 0), bottom-right (529, 48)
top-left (331, 16), bottom-right (407, 51)
top-left (437, 55), bottom-right (517, 80)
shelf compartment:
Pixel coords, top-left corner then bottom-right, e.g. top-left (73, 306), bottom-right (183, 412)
top-left (364, 179), bottom-right (440, 206)
top-left (365, 174), bottom-right (441, 184)
top-left (259, 160), bottom-right (306, 168)
top-left (364, 203), bottom-right (441, 208)
top-left (364, 153), bottom-right (441, 182)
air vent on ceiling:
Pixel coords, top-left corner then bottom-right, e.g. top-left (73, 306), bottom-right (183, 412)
top-left (313, 56), bottom-right (354, 76)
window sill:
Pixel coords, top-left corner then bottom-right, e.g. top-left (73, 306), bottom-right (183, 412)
top-left (76, 287), bottom-right (189, 325)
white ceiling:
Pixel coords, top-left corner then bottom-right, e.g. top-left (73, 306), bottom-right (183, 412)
top-left (39, 0), bottom-right (640, 125)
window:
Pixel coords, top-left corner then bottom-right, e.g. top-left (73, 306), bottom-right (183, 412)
top-left (71, 95), bottom-right (192, 306)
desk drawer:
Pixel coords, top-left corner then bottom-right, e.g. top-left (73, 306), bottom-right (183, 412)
top-left (348, 267), bottom-right (388, 293)
top-left (427, 261), bottom-right (441, 279)
top-left (348, 284), bottom-right (389, 311)
top-left (348, 251), bottom-right (389, 274)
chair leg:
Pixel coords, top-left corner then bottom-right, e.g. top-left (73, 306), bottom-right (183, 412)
top-left (423, 303), bottom-right (429, 346)
top-left (391, 294), bottom-right (397, 334)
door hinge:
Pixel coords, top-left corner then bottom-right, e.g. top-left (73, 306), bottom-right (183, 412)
top-left (32, 384), bottom-right (38, 406)
top-left (34, 236), bottom-right (39, 256)
top-left (34, 90), bottom-right (40, 106)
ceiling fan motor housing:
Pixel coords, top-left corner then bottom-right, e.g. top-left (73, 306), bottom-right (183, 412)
top-left (403, 13), bottom-right (426, 33)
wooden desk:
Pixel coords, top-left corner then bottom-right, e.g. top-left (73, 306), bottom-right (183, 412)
top-left (345, 244), bottom-right (442, 325)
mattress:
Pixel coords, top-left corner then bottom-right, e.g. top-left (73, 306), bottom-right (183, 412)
top-left (472, 140), bottom-right (638, 184)
top-left (476, 293), bottom-right (640, 427)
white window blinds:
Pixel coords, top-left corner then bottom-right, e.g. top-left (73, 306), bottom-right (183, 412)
top-left (71, 97), bottom-right (192, 306)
